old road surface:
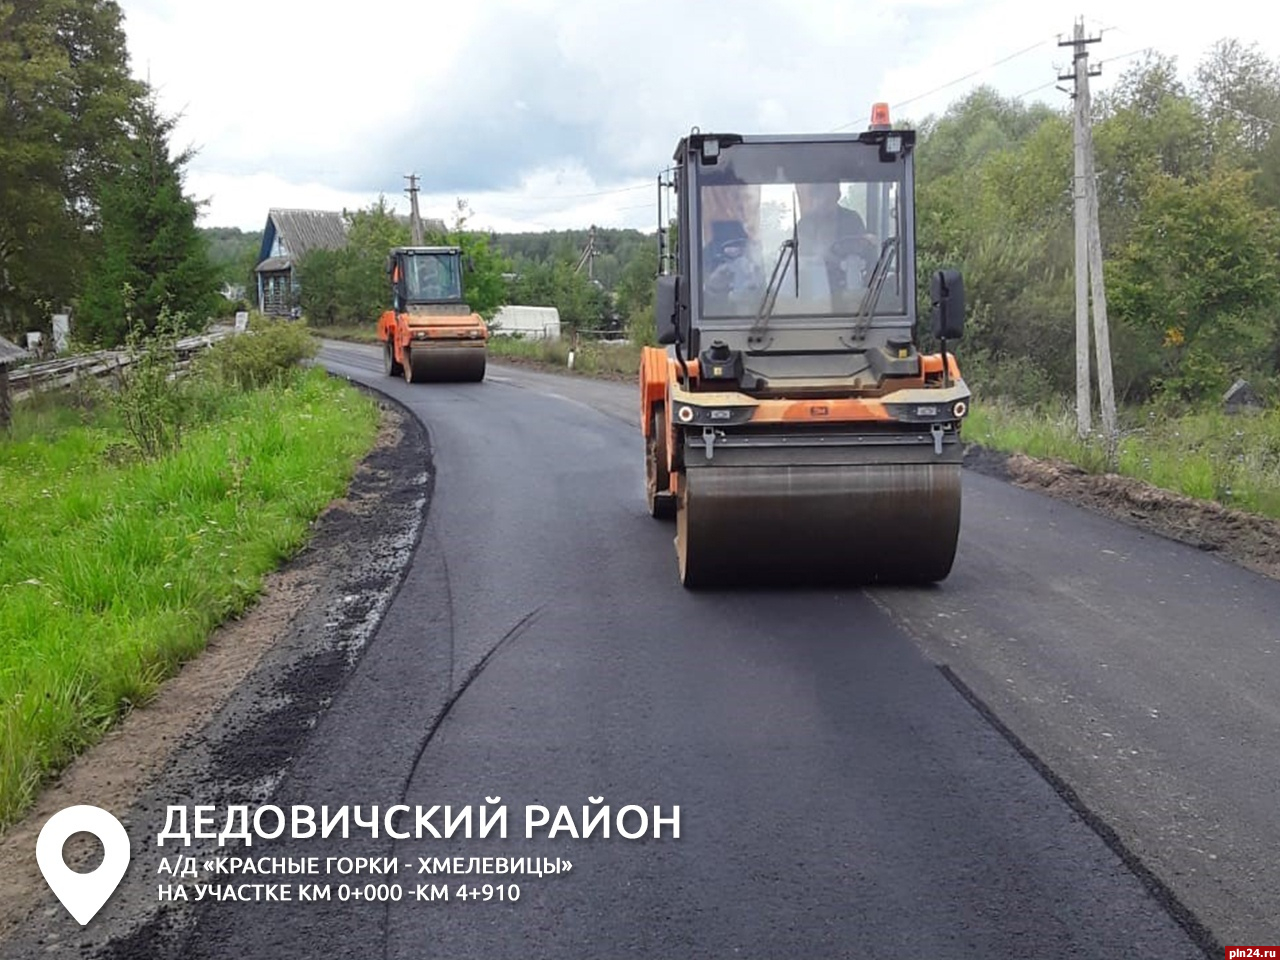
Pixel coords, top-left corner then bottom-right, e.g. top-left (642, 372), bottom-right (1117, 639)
top-left (8, 339), bottom-right (1278, 960)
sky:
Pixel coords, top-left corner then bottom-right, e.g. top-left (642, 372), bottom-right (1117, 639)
top-left (115, 0), bottom-right (1280, 236)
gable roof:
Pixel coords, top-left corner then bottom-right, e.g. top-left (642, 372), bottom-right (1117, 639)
top-left (258, 209), bottom-right (348, 264)
top-left (0, 335), bottom-right (29, 366)
top-left (255, 207), bottom-right (456, 270)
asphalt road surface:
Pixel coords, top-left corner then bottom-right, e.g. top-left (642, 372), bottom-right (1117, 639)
top-left (14, 340), bottom-right (1279, 959)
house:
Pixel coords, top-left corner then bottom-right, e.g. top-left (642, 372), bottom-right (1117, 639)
top-left (254, 209), bottom-right (349, 316)
top-left (254, 208), bottom-right (454, 316)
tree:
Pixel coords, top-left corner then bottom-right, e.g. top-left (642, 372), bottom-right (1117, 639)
top-left (420, 198), bottom-right (511, 320)
top-left (506, 258), bottom-right (609, 330)
top-left (294, 248), bottom-right (344, 325)
top-left (0, 0), bottom-right (142, 333)
top-left (1107, 165), bottom-right (1280, 400)
top-left (450, 230), bottom-right (510, 320)
top-left (1195, 39), bottom-right (1280, 157)
top-left (199, 226), bottom-right (261, 288)
top-left (615, 238), bottom-right (658, 343)
top-left (296, 196), bottom-right (406, 326)
top-left (1094, 53), bottom-right (1214, 235)
top-left (296, 196), bottom-right (512, 325)
top-left (911, 90), bottom-right (1078, 400)
top-left (76, 92), bottom-right (219, 344)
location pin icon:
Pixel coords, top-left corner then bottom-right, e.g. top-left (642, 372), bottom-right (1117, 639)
top-left (36, 805), bottom-right (131, 925)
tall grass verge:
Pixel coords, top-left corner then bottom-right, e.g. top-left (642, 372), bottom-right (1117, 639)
top-left (965, 397), bottom-right (1280, 519)
top-left (0, 320), bottom-right (378, 831)
top-left (487, 335), bottom-right (642, 379)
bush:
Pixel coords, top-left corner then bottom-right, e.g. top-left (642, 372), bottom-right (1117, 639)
top-left (196, 314), bottom-right (319, 390)
top-left (111, 308), bottom-right (194, 459)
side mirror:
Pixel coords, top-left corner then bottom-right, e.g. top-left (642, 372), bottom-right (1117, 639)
top-left (655, 274), bottom-right (680, 345)
top-left (930, 269), bottom-right (965, 341)
top-left (466, 257), bottom-right (476, 273)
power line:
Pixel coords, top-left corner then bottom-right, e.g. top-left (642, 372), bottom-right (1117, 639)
top-left (1012, 79), bottom-right (1060, 101)
top-left (1209, 102), bottom-right (1278, 130)
top-left (1096, 46), bottom-right (1153, 68)
top-left (501, 182), bottom-right (652, 202)
top-left (894, 35), bottom-right (1058, 109)
top-left (832, 33), bottom-right (1058, 130)
top-left (412, 182), bottom-right (653, 212)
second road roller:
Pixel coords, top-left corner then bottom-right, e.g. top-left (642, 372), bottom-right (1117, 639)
top-left (639, 104), bottom-right (972, 587)
top-left (379, 244), bottom-right (488, 383)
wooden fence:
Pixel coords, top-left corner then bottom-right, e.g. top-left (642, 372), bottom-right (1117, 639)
top-left (7, 328), bottom-right (232, 404)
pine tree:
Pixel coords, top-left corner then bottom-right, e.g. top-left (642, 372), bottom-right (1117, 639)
top-left (77, 91), bottom-right (218, 345)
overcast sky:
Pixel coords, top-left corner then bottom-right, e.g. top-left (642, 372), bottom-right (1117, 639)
top-left (116, 0), bottom-right (1279, 235)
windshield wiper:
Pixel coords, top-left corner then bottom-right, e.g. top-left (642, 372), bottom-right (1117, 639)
top-left (850, 236), bottom-right (897, 342)
top-left (748, 213), bottom-right (799, 347)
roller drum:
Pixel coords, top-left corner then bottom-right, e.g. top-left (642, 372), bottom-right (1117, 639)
top-left (404, 344), bottom-right (487, 383)
top-left (676, 455), bottom-right (961, 588)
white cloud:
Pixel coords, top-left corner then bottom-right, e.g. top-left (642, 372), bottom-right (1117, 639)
top-left (117, 0), bottom-right (1280, 233)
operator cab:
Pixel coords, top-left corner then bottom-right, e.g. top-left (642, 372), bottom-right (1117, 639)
top-left (652, 105), bottom-right (961, 397)
top-left (388, 246), bottom-right (465, 311)
top-left (695, 143), bottom-right (909, 325)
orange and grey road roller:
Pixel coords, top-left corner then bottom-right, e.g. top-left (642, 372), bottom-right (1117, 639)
top-left (378, 245), bottom-right (488, 383)
top-left (639, 104), bottom-right (971, 587)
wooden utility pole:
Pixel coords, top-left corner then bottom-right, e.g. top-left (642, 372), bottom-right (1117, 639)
top-left (1059, 18), bottom-right (1115, 440)
top-left (405, 173), bottom-right (424, 246)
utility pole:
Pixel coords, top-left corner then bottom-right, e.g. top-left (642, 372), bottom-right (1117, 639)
top-left (405, 173), bottom-right (423, 246)
top-left (1059, 18), bottom-right (1116, 441)
top-left (578, 227), bottom-right (596, 280)
top-left (1060, 19), bottom-right (1099, 438)
top-left (1081, 68), bottom-right (1117, 441)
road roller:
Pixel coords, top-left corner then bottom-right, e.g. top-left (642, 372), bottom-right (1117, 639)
top-left (639, 104), bottom-right (972, 587)
top-left (378, 245), bottom-right (488, 383)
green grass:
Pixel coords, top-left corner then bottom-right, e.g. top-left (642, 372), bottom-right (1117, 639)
top-left (310, 323), bottom-right (380, 344)
top-left (486, 335), bottom-right (642, 379)
top-left (0, 367), bottom-right (380, 830)
top-left (965, 397), bottom-right (1280, 519)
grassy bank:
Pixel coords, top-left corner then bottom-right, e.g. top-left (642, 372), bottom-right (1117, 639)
top-left (965, 398), bottom-right (1280, 520)
top-left (313, 323), bottom-right (379, 344)
top-left (0, 362), bottom-right (380, 829)
top-left (486, 335), bottom-right (642, 379)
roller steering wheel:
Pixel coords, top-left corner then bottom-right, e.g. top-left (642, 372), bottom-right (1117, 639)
top-left (709, 238), bottom-right (748, 266)
top-left (826, 233), bottom-right (879, 286)
top-left (706, 240), bottom-right (754, 295)
top-left (828, 233), bottom-right (878, 264)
